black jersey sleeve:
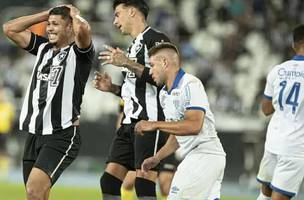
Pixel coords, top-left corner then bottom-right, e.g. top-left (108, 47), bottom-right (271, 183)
top-left (141, 29), bottom-right (170, 86)
top-left (73, 42), bottom-right (95, 62)
top-left (145, 29), bottom-right (170, 50)
top-left (23, 32), bottom-right (48, 55)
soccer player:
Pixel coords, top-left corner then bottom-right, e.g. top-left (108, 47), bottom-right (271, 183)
top-left (93, 0), bottom-right (173, 199)
top-left (3, 5), bottom-right (94, 200)
top-left (256, 25), bottom-right (304, 200)
top-left (135, 42), bottom-right (226, 199)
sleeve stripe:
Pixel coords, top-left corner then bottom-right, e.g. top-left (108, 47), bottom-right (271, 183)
top-left (263, 94), bottom-right (272, 100)
top-left (28, 34), bottom-right (37, 52)
top-left (76, 42), bottom-right (93, 53)
top-left (186, 106), bottom-right (206, 113)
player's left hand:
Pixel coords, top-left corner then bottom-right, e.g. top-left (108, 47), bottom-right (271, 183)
top-left (141, 156), bottom-right (160, 173)
top-left (134, 120), bottom-right (156, 135)
top-left (98, 45), bottom-right (128, 67)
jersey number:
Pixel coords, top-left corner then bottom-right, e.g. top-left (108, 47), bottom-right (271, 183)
top-left (278, 81), bottom-right (301, 114)
top-left (50, 66), bottom-right (63, 87)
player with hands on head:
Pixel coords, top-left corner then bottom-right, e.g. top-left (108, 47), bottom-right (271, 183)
top-left (135, 42), bottom-right (226, 200)
top-left (3, 4), bottom-right (94, 200)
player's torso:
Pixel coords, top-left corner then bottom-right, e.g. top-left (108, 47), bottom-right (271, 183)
top-left (20, 44), bottom-right (78, 134)
top-left (271, 60), bottom-right (304, 119)
top-left (160, 73), bottom-right (224, 157)
top-left (121, 27), bottom-right (161, 123)
top-left (266, 59), bottom-right (304, 156)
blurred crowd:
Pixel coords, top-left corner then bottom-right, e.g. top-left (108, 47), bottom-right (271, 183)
top-left (1, 0), bottom-right (303, 125)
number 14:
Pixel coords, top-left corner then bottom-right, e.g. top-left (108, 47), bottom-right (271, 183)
top-left (278, 81), bottom-right (301, 114)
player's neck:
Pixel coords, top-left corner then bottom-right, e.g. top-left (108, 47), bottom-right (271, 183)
top-left (53, 38), bottom-right (74, 51)
top-left (130, 21), bottom-right (148, 38)
top-left (166, 69), bottom-right (179, 92)
top-left (295, 46), bottom-right (304, 55)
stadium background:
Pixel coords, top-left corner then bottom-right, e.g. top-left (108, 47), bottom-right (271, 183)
top-left (0, 0), bottom-right (303, 199)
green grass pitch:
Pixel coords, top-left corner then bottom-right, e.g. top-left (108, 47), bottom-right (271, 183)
top-left (0, 182), bottom-right (254, 200)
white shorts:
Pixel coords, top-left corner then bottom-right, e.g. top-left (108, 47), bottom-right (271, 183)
top-left (168, 150), bottom-right (226, 200)
top-left (257, 150), bottom-right (304, 197)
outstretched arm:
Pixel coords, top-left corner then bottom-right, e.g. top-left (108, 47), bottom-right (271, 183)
top-left (3, 10), bottom-right (49, 48)
top-left (66, 5), bottom-right (91, 49)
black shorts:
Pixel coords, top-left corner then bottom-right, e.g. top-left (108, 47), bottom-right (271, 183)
top-left (159, 152), bottom-right (180, 172)
top-left (22, 126), bottom-right (81, 185)
top-left (107, 123), bottom-right (167, 170)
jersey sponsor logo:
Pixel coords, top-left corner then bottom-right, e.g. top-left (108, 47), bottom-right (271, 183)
top-left (37, 66), bottom-right (63, 87)
top-left (155, 40), bottom-right (165, 46)
top-left (278, 68), bottom-right (304, 80)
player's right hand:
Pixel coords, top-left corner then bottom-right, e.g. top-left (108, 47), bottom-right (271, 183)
top-left (141, 156), bottom-right (160, 173)
top-left (92, 71), bottom-right (112, 92)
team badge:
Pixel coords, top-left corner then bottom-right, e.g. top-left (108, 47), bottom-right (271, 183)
top-left (58, 51), bottom-right (67, 62)
top-left (135, 43), bottom-right (143, 53)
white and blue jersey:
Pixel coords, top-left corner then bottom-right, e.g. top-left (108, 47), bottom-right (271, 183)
top-left (264, 55), bottom-right (304, 157)
top-left (159, 69), bottom-right (225, 158)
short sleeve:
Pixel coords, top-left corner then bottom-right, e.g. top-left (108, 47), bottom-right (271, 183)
top-left (73, 42), bottom-right (95, 62)
top-left (183, 80), bottom-right (207, 113)
top-left (23, 32), bottom-right (48, 55)
top-left (264, 68), bottom-right (276, 100)
top-left (146, 31), bottom-right (170, 50)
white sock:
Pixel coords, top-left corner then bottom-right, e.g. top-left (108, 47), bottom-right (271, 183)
top-left (257, 192), bottom-right (271, 200)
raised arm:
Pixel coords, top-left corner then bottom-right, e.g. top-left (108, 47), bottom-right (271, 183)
top-left (66, 5), bottom-right (91, 49)
top-left (3, 10), bottom-right (49, 48)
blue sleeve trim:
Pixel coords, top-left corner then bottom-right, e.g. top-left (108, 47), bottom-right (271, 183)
top-left (263, 94), bottom-right (272, 100)
top-left (270, 184), bottom-right (296, 198)
top-left (256, 178), bottom-right (271, 186)
top-left (186, 107), bottom-right (206, 113)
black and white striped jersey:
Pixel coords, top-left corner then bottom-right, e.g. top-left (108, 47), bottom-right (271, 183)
top-left (121, 27), bottom-right (170, 124)
top-left (19, 33), bottom-right (94, 135)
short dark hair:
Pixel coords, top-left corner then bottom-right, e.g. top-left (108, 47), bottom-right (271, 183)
top-left (148, 42), bottom-right (180, 57)
top-left (293, 24), bottom-right (304, 44)
top-left (113, 0), bottom-right (149, 19)
top-left (49, 6), bottom-right (71, 20)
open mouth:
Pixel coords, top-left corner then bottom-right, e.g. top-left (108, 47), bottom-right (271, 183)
top-left (48, 33), bottom-right (57, 39)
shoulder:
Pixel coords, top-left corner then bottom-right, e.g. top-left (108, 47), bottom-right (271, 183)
top-left (182, 73), bottom-right (203, 87)
top-left (142, 27), bottom-right (170, 48)
top-left (266, 62), bottom-right (289, 79)
top-left (179, 73), bottom-right (204, 93)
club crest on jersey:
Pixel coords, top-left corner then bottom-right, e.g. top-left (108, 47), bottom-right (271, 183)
top-left (171, 90), bottom-right (181, 96)
top-left (170, 186), bottom-right (180, 194)
top-left (57, 51), bottom-right (67, 62)
top-left (135, 43), bottom-right (143, 54)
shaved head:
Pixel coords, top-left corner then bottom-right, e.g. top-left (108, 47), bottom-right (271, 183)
top-left (149, 43), bottom-right (182, 87)
top-left (148, 42), bottom-right (181, 67)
